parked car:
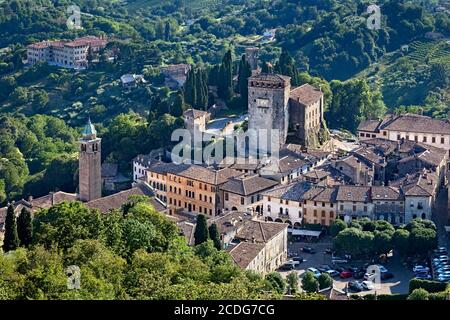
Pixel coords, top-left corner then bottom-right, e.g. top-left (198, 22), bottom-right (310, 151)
top-left (332, 257), bottom-right (349, 264)
top-left (340, 270), bottom-right (353, 279)
top-left (326, 270), bottom-right (340, 277)
top-left (292, 256), bottom-right (304, 263)
top-left (317, 265), bottom-right (332, 273)
top-left (433, 247), bottom-right (447, 255)
top-left (362, 281), bottom-right (375, 290)
top-left (307, 267), bottom-right (322, 278)
top-left (413, 266), bottom-right (430, 273)
top-left (302, 247), bottom-right (316, 254)
top-left (334, 266), bottom-right (346, 273)
top-left (364, 273), bottom-right (375, 281)
top-left (279, 263), bottom-right (296, 271)
top-left (348, 281), bottom-right (363, 292)
top-left (415, 273), bottom-right (432, 280)
top-left (324, 248), bottom-right (333, 255)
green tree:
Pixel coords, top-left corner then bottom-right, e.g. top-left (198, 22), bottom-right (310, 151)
top-left (265, 272), bottom-right (286, 294)
top-left (275, 50), bottom-right (300, 85)
top-left (238, 54), bottom-right (252, 111)
top-left (2, 204), bottom-right (19, 252)
top-left (171, 91), bottom-right (184, 117)
top-left (194, 214), bottom-right (209, 245)
top-left (301, 271), bottom-right (319, 293)
top-left (286, 272), bottom-right (298, 294)
top-left (373, 231), bottom-right (393, 255)
top-left (407, 288), bottom-right (429, 300)
top-left (318, 273), bottom-right (333, 290)
top-left (330, 219), bottom-right (347, 237)
top-left (33, 202), bottom-right (103, 250)
top-left (393, 229), bottom-right (410, 256)
top-left (218, 50), bottom-right (233, 101)
top-left (208, 223), bottom-right (222, 250)
top-left (261, 61), bottom-right (273, 73)
top-left (17, 207), bottom-right (33, 247)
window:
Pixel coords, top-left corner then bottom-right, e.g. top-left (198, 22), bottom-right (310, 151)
top-left (432, 137), bottom-right (436, 143)
top-left (321, 219), bottom-right (326, 225)
top-left (209, 197), bottom-right (213, 203)
top-left (414, 136), bottom-right (418, 142)
top-left (397, 134), bottom-right (401, 140)
top-left (364, 206), bottom-right (367, 212)
top-left (423, 136), bottom-right (427, 143)
top-left (267, 205), bottom-right (271, 212)
top-left (330, 211), bottom-right (334, 218)
top-left (224, 193), bottom-right (228, 201)
top-left (299, 211), bottom-right (302, 218)
top-left (322, 202), bottom-right (325, 207)
top-left (268, 196), bottom-right (271, 201)
top-left (383, 131), bottom-right (387, 136)
top-left (321, 211), bottom-right (326, 217)
top-left (314, 210), bottom-right (317, 217)
top-left (353, 205), bottom-right (356, 212)
top-left (441, 137), bottom-right (445, 144)
top-left (241, 197), bottom-right (245, 205)
top-left (406, 135), bottom-right (409, 140)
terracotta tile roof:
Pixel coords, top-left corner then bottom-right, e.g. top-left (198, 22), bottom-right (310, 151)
top-left (210, 211), bottom-right (253, 235)
top-left (218, 156), bottom-right (262, 171)
top-left (336, 186), bottom-right (371, 202)
top-left (302, 170), bottom-right (329, 180)
top-left (301, 186), bottom-right (338, 203)
top-left (338, 155), bottom-right (373, 172)
top-left (262, 181), bottom-right (312, 201)
top-left (394, 170), bottom-right (438, 197)
top-left (86, 185), bottom-right (165, 213)
top-left (163, 163), bottom-right (242, 185)
top-left (228, 241), bottom-right (265, 269)
top-left (352, 147), bottom-right (386, 166)
top-left (249, 73), bottom-right (290, 84)
top-left (382, 114), bottom-right (450, 135)
top-left (290, 84), bottom-right (323, 106)
top-left (236, 220), bottom-right (288, 243)
top-left (371, 186), bottom-right (403, 201)
top-left (220, 175), bottom-right (279, 196)
top-left (358, 119), bottom-right (383, 132)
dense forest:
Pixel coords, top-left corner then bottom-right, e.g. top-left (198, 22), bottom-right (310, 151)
top-left (0, 0), bottom-right (449, 204)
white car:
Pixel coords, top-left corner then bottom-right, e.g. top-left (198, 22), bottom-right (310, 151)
top-left (362, 281), bottom-right (375, 290)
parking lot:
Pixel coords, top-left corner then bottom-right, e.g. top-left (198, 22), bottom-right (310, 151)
top-left (279, 239), bottom-right (414, 295)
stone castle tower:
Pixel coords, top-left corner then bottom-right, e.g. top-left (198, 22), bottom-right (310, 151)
top-left (248, 73), bottom-right (291, 149)
top-left (78, 118), bottom-right (102, 202)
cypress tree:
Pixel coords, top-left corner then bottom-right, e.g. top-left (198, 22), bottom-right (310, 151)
top-left (194, 214), bottom-right (209, 245)
top-left (275, 50), bottom-right (300, 86)
top-left (238, 54), bottom-right (252, 111)
top-left (171, 91), bottom-right (185, 117)
top-left (183, 68), bottom-right (196, 107)
top-left (261, 61), bottom-right (273, 73)
top-left (17, 207), bottom-right (33, 247)
top-left (208, 223), bottom-right (222, 250)
top-left (197, 69), bottom-right (208, 110)
top-left (218, 50), bottom-right (233, 101)
top-left (2, 204), bottom-right (19, 252)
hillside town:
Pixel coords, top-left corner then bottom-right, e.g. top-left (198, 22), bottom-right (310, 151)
top-left (0, 0), bottom-right (449, 304)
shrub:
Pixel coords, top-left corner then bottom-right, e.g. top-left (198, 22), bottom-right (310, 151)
top-left (409, 279), bottom-right (448, 294)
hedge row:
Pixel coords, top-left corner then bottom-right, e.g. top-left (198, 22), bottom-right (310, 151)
top-left (409, 279), bottom-right (449, 294)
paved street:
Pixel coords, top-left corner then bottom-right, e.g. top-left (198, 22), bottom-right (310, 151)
top-left (280, 239), bottom-right (414, 295)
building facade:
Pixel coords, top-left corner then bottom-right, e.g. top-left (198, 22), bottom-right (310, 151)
top-left (27, 36), bottom-right (107, 69)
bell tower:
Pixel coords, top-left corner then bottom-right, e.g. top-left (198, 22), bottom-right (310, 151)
top-left (78, 118), bottom-right (102, 202)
